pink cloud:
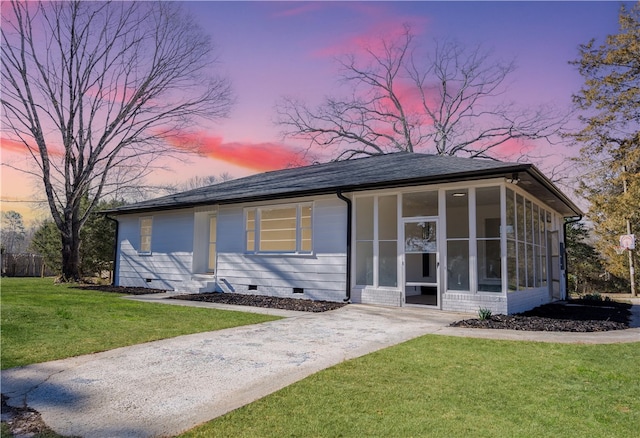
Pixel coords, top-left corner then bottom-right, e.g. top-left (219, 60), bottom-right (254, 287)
top-left (380, 80), bottom-right (438, 117)
top-left (488, 137), bottom-right (536, 159)
top-left (0, 1), bottom-right (40, 28)
top-left (0, 137), bottom-right (64, 157)
top-left (163, 131), bottom-right (309, 171)
top-left (314, 17), bottom-right (429, 59)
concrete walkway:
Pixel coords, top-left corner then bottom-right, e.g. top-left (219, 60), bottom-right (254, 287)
top-left (2, 298), bottom-right (639, 438)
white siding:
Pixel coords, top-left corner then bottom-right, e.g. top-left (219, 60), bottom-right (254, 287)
top-left (215, 197), bottom-right (348, 302)
top-left (116, 210), bottom-right (195, 290)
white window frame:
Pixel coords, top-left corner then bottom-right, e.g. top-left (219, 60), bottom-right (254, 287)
top-left (505, 186), bottom-right (553, 293)
top-left (353, 192), bottom-right (399, 289)
top-left (139, 216), bottom-right (153, 255)
top-left (245, 203), bottom-right (313, 254)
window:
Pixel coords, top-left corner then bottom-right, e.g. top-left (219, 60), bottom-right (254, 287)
top-left (139, 217), bottom-right (152, 254)
top-left (300, 205), bottom-right (312, 252)
top-left (208, 216), bottom-right (217, 272)
top-left (355, 197), bottom-right (374, 285)
top-left (245, 204), bottom-right (313, 253)
top-left (402, 191), bottom-right (438, 217)
top-left (476, 187), bottom-right (501, 292)
top-left (506, 189), bottom-right (517, 291)
top-left (355, 194), bottom-right (398, 287)
top-left (506, 189), bottom-right (549, 293)
top-left (260, 206), bottom-right (297, 252)
top-left (246, 209), bottom-right (256, 251)
top-left (446, 189), bottom-right (469, 291)
top-left (378, 195), bottom-right (397, 287)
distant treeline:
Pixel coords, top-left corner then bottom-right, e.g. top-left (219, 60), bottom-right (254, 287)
top-left (1, 253), bottom-right (55, 277)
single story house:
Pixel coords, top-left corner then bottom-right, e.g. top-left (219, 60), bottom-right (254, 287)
top-left (108, 153), bottom-right (582, 314)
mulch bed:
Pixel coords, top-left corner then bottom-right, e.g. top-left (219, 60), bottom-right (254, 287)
top-left (73, 284), bottom-right (169, 295)
top-left (75, 284), bottom-right (346, 312)
top-left (450, 300), bottom-right (632, 332)
top-left (1, 394), bottom-right (55, 438)
top-left (169, 293), bottom-right (347, 313)
top-left (76, 284), bottom-right (633, 330)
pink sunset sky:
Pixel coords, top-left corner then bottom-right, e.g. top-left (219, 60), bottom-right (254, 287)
top-left (0, 1), bottom-right (629, 223)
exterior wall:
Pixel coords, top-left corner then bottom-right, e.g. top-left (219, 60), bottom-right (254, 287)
top-left (113, 179), bottom-right (570, 314)
top-left (442, 292), bottom-right (507, 314)
top-left (215, 196), bottom-right (348, 302)
top-left (507, 288), bottom-right (552, 315)
top-left (116, 210), bottom-right (195, 290)
top-left (354, 288), bottom-right (403, 307)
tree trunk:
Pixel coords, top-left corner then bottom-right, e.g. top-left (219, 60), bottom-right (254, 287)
top-left (60, 222), bottom-right (82, 281)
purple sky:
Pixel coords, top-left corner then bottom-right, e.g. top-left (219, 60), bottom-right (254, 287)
top-left (1, 1), bottom-right (629, 222)
top-left (171, 1), bottom-right (624, 175)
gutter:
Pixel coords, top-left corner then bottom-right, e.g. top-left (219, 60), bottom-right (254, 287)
top-left (562, 214), bottom-right (583, 300)
top-left (105, 215), bottom-right (119, 286)
top-left (336, 190), bottom-right (352, 302)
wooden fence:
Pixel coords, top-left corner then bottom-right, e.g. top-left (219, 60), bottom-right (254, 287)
top-left (1, 253), bottom-right (55, 277)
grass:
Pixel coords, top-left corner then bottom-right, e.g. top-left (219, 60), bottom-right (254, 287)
top-left (1, 277), bottom-right (280, 369)
top-left (182, 336), bottom-right (640, 438)
top-left (3, 278), bottom-right (639, 437)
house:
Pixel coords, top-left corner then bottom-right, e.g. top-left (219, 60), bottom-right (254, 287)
top-left (108, 153), bottom-right (582, 315)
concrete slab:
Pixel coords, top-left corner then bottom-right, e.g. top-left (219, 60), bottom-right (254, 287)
top-left (2, 302), bottom-right (639, 438)
top-left (1, 305), bottom-right (464, 437)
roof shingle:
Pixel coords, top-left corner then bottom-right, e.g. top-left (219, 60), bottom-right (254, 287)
top-left (110, 153), bottom-right (580, 216)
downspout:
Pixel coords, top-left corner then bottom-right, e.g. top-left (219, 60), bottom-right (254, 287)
top-left (563, 214), bottom-right (583, 300)
top-left (105, 215), bottom-right (119, 287)
top-left (337, 190), bottom-right (352, 302)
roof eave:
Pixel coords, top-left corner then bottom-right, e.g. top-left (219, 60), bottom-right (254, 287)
top-left (525, 166), bottom-right (583, 217)
top-left (106, 163), bottom-right (534, 216)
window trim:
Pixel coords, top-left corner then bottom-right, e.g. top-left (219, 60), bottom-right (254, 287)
top-left (475, 186), bottom-right (502, 294)
top-left (139, 216), bottom-right (153, 255)
top-left (244, 202), bottom-right (313, 255)
top-left (505, 186), bottom-right (552, 293)
top-left (353, 193), bottom-right (399, 289)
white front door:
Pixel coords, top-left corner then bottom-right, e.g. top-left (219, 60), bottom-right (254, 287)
top-left (403, 218), bottom-right (439, 307)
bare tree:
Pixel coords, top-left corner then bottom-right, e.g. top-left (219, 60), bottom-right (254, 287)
top-left (277, 25), bottom-right (565, 161)
top-left (1, 211), bottom-right (27, 254)
top-left (1, 1), bottom-right (233, 280)
top-left (158, 173), bottom-right (235, 195)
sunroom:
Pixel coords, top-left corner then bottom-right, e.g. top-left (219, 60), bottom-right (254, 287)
top-left (351, 180), bottom-right (566, 315)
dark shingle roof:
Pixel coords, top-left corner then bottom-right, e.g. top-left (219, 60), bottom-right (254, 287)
top-left (110, 153), bottom-right (581, 216)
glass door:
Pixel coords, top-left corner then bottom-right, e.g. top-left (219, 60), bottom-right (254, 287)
top-left (403, 219), bottom-right (439, 306)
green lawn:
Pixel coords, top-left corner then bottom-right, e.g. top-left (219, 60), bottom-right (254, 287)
top-left (3, 278), bottom-right (639, 437)
top-left (0, 277), bottom-right (280, 369)
top-left (182, 336), bottom-right (640, 438)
